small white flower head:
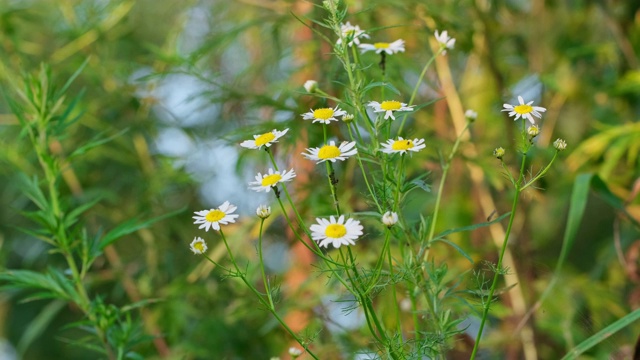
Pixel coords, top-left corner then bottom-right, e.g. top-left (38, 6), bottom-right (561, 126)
top-left (240, 128), bottom-right (289, 150)
top-left (301, 106), bottom-right (347, 124)
top-left (380, 137), bottom-right (426, 155)
top-left (336, 22), bottom-right (369, 47)
top-left (304, 80), bottom-right (318, 93)
top-left (493, 147), bottom-right (506, 159)
top-left (342, 113), bottom-right (355, 122)
top-left (527, 124), bottom-right (540, 138)
top-left (302, 140), bottom-right (357, 163)
top-left (189, 237), bottom-right (208, 255)
top-left (269, 358), bottom-right (280, 360)
top-left (359, 39), bottom-right (405, 55)
top-left (553, 138), bottom-right (567, 151)
top-left (256, 205), bottom-right (271, 219)
top-left (367, 100), bottom-right (414, 120)
top-left (434, 30), bottom-right (456, 55)
top-left (193, 201), bottom-right (240, 232)
top-left (249, 168), bottom-right (296, 192)
top-left (502, 96), bottom-right (547, 124)
top-left (465, 109), bottom-right (478, 122)
top-left (382, 211), bottom-right (398, 227)
top-left (288, 347), bottom-right (303, 358)
top-left (310, 215), bottom-right (363, 248)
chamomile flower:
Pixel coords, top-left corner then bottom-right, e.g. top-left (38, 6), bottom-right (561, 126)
top-left (553, 138), bottom-right (567, 151)
top-left (359, 39), bottom-right (405, 55)
top-left (310, 215), bottom-right (363, 249)
top-left (304, 80), bottom-right (318, 93)
top-left (302, 141), bottom-right (357, 163)
top-left (502, 96), bottom-right (547, 124)
top-left (249, 168), bottom-right (296, 192)
top-left (189, 237), bottom-right (208, 255)
top-left (256, 205), bottom-right (271, 219)
top-left (434, 30), bottom-right (455, 55)
top-left (380, 137), bottom-right (426, 155)
top-left (368, 100), bottom-right (414, 120)
top-left (301, 106), bottom-right (347, 124)
top-left (382, 211), bottom-right (398, 227)
top-left (336, 22), bottom-right (369, 47)
top-left (240, 129), bottom-right (289, 150)
top-left (193, 201), bottom-right (239, 232)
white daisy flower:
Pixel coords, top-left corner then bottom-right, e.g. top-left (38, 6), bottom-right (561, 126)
top-left (465, 109), bottom-right (478, 122)
top-left (359, 39), bottom-right (405, 55)
top-left (310, 215), bottom-right (363, 249)
top-left (302, 140), bottom-right (357, 163)
top-left (380, 137), bottom-right (426, 155)
top-left (256, 204), bottom-right (271, 219)
top-left (193, 201), bottom-right (239, 232)
top-left (336, 22), bottom-right (369, 47)
top-left (301, 106), bottom-right (347, 124)
top-left (367, 100), bottom-right (414, 120)
top-left (240, 128), bottom-right (289, 150)
top-left (502, 96), bottom-right (546, 124)
top-left (249, 168), bottom-right (296, 192)
top-left (434, 30), bottom-right (455, 55)
top-left (189, 237), bottom-right (208, 254)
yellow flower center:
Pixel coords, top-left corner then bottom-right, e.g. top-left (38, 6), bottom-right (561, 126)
top-left (205, 209), bottom-right (226, 222)
top-left (391, 139), bottom-right (414, 151)
top-left (374, 42), bottom-right (389, 49)
top-left (325, 224), bottom-right (347, 238)
top-left (193, 242), bottom-right (205, 252)
top-left (255, 132), bottom-right (276, 146)
top-left (345, 29), bottom-right (355, 36)
top-left (514, 104), bottom-right (533, 114)
top-left (318, 145), bottom-right (341, 159)
top-left (313, 108), bottom-right (335, 120)
top-left (261, 173), bottom-right (282, 187)
top-left (380, 101), bottom-right (402, 111)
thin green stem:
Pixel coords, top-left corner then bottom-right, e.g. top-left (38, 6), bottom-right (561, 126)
top-left (257, 219), bottom-right (275, 309)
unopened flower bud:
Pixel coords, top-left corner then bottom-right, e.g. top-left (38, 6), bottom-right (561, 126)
top-left (493, 147), bottom-right (505, 159)
top-left (289, 347), bottom-right (303, 358)
top-left (256, 205), bottom-right (271, 219)
top-left (464, 109), bottom-right (477, 122)
top-left (553, 138), bottom-right (567, 151)
top-left (527, 125), bottom-right (540, 138)
top-left (382, 211), bottom-right (398, 227)
top-left (342, 113), bottom-right (355, 122)
top-left (303, 80), bottom-right (318, 93)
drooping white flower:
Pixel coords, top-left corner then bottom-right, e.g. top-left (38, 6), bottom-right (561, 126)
top-left (434, 30), bottom-right (455, 55)
top-left (303, 80), bottom-right (318, 93)
top-left (310, 215), bottom-right (363, 248)
top-left (336, 22), bottom-right (369, 47)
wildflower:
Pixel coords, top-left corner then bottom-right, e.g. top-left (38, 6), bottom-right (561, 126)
top-left (502, 96), bottom-right (546, 124)
top-left (310, 215), bottom-right (363, 248)
top-left (382, 211), bottom-right (398, 227)
top-left (301, 106), bottom-right (347, 124)
top-left (342, 113), bottom-right (355, 122)
top-left (527, 124), bottom-right (540, 138)
top-left (249, 168), bottom-right (296, 192)
top-left (303, 141), bottom-right (357, 163)
top-left (240, 129), bottom-right (289, 150)
top-left (493, 147), bottom-right (505, 159)
top-left (303, 80), bottom-right (318, 93)
top-left (359, 39), bottom-right (405, 55)
top-left (189, 237), bottom-right (208, 255)
top-left (256, 205), bottom-right (271, 219)
top-left (288, 347), bottom-right (303, 358)
top-left (434, 30), bottom-right (455, 55)
top-left (553, 138), bottom-right (567, 151)
top-left (336, 22), bottom-right (369, 47)
top-left (193, 201), bottom-right (239, 232)
top-left (465, 109), bottom-right (478, 122)
top-left (368, 100), bottom-right (414, 120)
top-left (380, 137), bottom-right (426, 155)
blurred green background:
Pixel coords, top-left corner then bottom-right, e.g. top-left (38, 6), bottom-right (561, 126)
top-left (1, 0), bottom-right (639, 359)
